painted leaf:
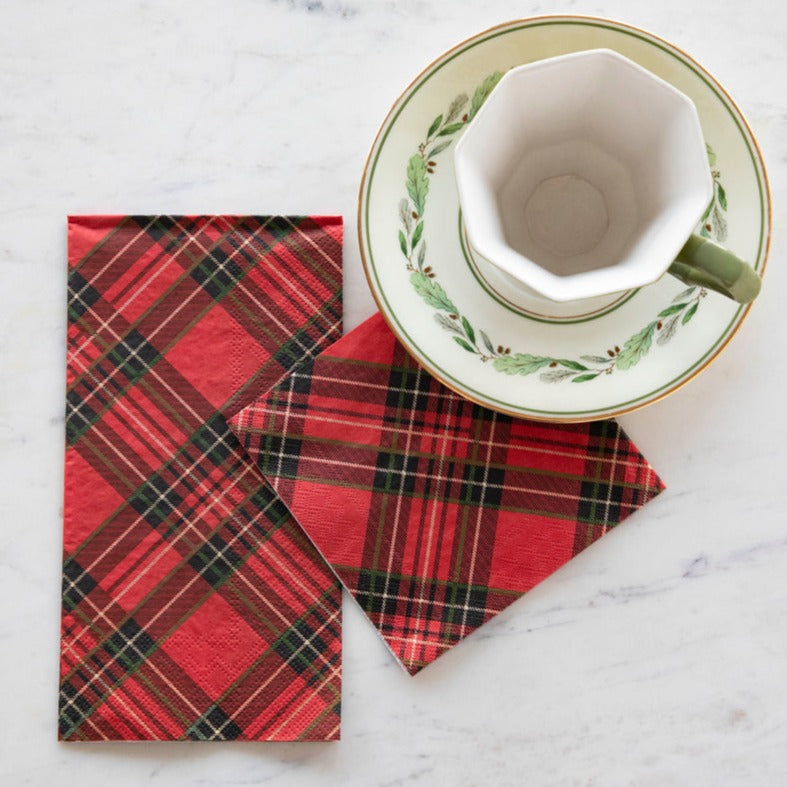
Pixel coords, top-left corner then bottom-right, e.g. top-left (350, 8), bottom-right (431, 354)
top-left (461, 316), bottom-right (475, 345)
top-left (540, 369), bottom-right (576, 383)
top-left (616, 321), bottom-right (657, 370)
top-left (492, 353), bottom-right (552, 376)
top-left (437, 122), bottom-right (464, 137)
top-left (717, 182), bottom-right (728, 211)
top-left (445, 92), bottom-right (468, 122)
top-left (572, 373), bottom-right (602, 383)
top-left (557, 359), bottom-right (588, 371)
top-left (411, 221), bottom-right (424, 250)
top-left (398, 230), bottom-right (408, 257)
top-left (426, 140), bottom-right (452, 158)
top-left (406, 155), bottom-right (429, 216)
top-left (417, 242), bottom-right (426, 268)
top-left (672, 287), bottom-right (696, 303)
top-left (712, 204), bottom-right (728, 242)
top-left (700, 225), bottom-right (711, 238)
top-left (480, 330), bottom-right (495, 355)
top-left (398, 198), bottom-right (412, 232)
top-left (700, 199), bottom-right (714, 224)
top-left (435, 313), bottom-right (463, 335)
top-left (658, 303), bottom-right (688, 318)
top-left (682, 302), bottom-right (699, 325)
top-left (427, 114), bottom-right (443, 139)
top-left (410, 271), bottom-right (457, 312)
top-left (468, 71), bottom-right (504, 121)
top-left (706, 143), bottom-right (717, 166)
top-left (656, 315), bottom-right (680, 345)
top-left (453, 336), bottom-right (475, 353)
top-left (580, 355), bottom-right (610, 364)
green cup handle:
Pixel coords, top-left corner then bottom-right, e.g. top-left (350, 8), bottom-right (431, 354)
top-left (667, 234), bottom-right (761, 304)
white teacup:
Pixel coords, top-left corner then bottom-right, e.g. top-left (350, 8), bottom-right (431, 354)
top-left (454, 49), bottom-right (761, 304)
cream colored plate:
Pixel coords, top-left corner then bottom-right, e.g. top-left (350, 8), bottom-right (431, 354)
top-left (358, 16), bottom-right (770, 422)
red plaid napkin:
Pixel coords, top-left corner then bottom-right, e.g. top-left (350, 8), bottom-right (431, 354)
top-left (229, 313), bottom-right (665, 675)
top-left (61, 215), bottom-right (343, 741)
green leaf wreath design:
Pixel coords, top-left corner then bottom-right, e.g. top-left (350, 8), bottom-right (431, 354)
top-left (397, 73), bottom-right (728, 383)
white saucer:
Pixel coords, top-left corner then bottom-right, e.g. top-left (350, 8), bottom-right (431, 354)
top-left (358, 16), bottom-right (770, 422)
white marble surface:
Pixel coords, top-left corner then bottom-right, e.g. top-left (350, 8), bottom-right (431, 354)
top-left (1, 1), bottom-right (786, 784)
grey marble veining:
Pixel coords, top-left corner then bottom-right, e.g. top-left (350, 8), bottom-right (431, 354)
top-left (1, 0), bottom-right (786, 784)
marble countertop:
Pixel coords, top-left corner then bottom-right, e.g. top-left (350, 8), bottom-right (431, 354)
top-left (1, 0), bottom-right (785, 784)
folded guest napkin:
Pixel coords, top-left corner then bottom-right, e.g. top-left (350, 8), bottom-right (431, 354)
top-left (229, 313), bottom-right (665, 675)
top-left (61, 215), bottom-right (343, 741)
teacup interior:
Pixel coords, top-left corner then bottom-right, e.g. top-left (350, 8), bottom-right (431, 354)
top-left (499, 139), bottom-right (638, 276)
top-left (459, 51), bottom-right (711, 289)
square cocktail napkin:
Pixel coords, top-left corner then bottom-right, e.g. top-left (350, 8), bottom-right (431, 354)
top-left (230, 313), bottom-right (665, 674)
top-left (61, 215), bottom-right (343, 740)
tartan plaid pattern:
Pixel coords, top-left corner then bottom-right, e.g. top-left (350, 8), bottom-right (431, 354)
top-left (230, 313), bottom-right (665, 675)
top-left (61, 215), bottom-right (343, 740)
